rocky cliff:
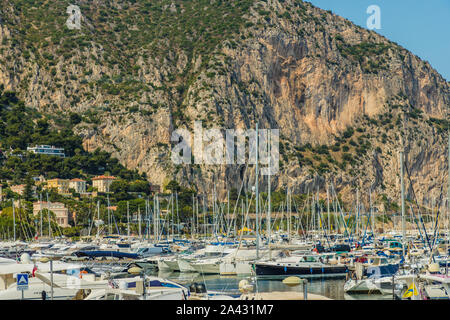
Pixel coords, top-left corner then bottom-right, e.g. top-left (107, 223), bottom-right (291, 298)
top-left (0, 0), bottom-right (448, 208)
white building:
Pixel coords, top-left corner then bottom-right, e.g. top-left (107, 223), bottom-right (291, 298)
top-left (27, 145), bottom-right (65, 158)
top-left (92, 175), bottom-right (116, 193)
top-left (33, 201), bottom-right (70, 228)
top-left (69, 178), bottom-right (86, 193)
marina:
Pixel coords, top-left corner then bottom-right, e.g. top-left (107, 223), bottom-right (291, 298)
top-left (0, 0), bottom-right (448, 307)
top-left (0, 122), bottom-right (449, 301)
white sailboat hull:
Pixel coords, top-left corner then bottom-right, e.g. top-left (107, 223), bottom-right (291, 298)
top-left (164, 260), bottom-right (180, 272)
top-left (157, 259), bottom-right (174, 271)
top-left (344, 279), bottom-right (380, 294)
top-left (178, 259), bottom-right (196, 272)
top-left (219, 262), bottom-right (253, 275)
top-left (191, 262), bottom-right (221, 274)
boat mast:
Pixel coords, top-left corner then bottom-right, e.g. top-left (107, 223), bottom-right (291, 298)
top-left (107, 194), bottom-right (111, 235)
top-left (192, 194), bottom-right (195, 240)
top-left (177, 192), bottom-right (181, 239)
top-left (147, 197), bottom-right (152, 243)
top-left (327, 183), bottom-right (330, 238)
top-left (12, 199), bottom-right (16, 241)
top-left (255, 122), bottom-right (259, 260)
top-left (169, 193), bottom-right (173, 240)
top-left (400, 149), bottom-right (406, 257)
top-left (370, 189), bottom-right (375, 238)
top-left (447, 126), bottom-right (450, 246)
top-left (145, 199), bottom-right (148, 240)
top-left (138, 206), bottom-right (141, 239)
top-left (153, 194), bottom-right (157, 243)
top-left (213, 185), bottom-right (216, 238)
top-left (47, 192), bottom-right (51, 239)
top-left (310, 193), bottom-right (314, 240)
top-left (354, 189), bottom-right (358, 238)
top-left (227, 190), bottom-right (230, 238)
top-left (267, 130), bottom-right (272, 258)
top-left (287, 188), bottom-right (290, 243)
top-left (157, 194), bottom-right (160, 243)
top-left (127, 201), bottom-right (130, 237)
top-left (96, 200), bottom-right (100, 238)
top-left (40, 193), bottom-right (43, 237)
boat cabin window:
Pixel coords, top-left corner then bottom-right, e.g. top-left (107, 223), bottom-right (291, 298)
top-left (205, 252), bottom-right (222, 257)
top-left (302, 256), bottom-right (317, 262)
top-left (98, 293), bottom-right (117, 300)
top-left (389, 241), bottom-right (402, 249)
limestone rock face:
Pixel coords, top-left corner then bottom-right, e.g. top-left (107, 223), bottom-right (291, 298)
top-left (0, 0), bottom-right (448, 205)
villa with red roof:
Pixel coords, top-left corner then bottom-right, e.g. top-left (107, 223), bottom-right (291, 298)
top-left (92, 175), bottom-right (116, 193)
top-left (69, 178), bottom-right (86, 193)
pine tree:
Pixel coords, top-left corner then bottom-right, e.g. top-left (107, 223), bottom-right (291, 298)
top-left (23, 176), bottom-right (34, 202)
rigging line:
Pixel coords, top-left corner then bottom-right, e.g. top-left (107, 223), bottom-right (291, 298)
top-left (403, 156), bottom-right (434, 255)
top-left (317, 200), bottom-right (331, 249)
top-left (408, 204), bottom-right (424, 243)
top-left (330, 181), bottom-right (351, 239)
top-left (292, 195), bottom-right (306, 237)
top-left (19, 200), bottom-right (33, 241)
top-left (21, 199), bottom-right (35, 240)
top-left (235, 189), bottom-right (255, 255)
top-left (224, 130), bottom-right (258, 245)
top-left (430, 187), bottom-right (444, 252)
top-left (111, 207), bottom-right (120, 235)
top-left (429, 206), bottom-right (442, 264)
top-left (16, 201), bottom-right (29, 241)
top-left (361, 202), bottom-right (370, 246)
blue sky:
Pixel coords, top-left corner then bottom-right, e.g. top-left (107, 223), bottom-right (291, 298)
top-left (308, 0), bottom-right (450, 81)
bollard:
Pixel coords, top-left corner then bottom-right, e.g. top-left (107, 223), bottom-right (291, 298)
top-left (142, 271), bottom-right (146, 300)
top-left (50, 260), bottom-right (54, 301)
top-left (303, 279), bottom-right (308, 300)
top-left (392, 275), bottom-right (395, 300)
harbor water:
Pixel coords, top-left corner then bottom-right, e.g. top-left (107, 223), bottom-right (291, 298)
top-left (151, 270), bottom-right (392, 300)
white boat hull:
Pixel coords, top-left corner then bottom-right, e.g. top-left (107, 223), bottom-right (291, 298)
top-left (344, 279), bottom-right (381, 294)
top-left (157, 259), bottom-right (174, 271)
top-left (191, 262), bottom-right (220, 274)
top-left (220, 262), bottom-right (253, 275)
top-left (178, 259), bottom-right (196, 272)
top-left (164, 260), bottom-right (180, 272)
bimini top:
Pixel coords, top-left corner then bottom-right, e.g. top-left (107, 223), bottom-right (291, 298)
top-left (366, 264), bottom-right (399, 279)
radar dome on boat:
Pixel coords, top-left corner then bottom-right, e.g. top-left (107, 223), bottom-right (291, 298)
top-left (128, 266), bottom-right (142, 275)
top-left (20, 253), bottom-right (31, 264)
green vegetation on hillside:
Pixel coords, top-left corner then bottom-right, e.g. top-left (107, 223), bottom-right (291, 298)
top-left (5, 0), bottom-right (255, 76)
top-left (0, 85), bottom-right (144, 182)
top-left (335, 36), bottom-right (391, 74)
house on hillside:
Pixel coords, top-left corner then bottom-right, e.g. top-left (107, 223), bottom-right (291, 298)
top-left (10, 184), bottom-right (26, 195)
top-left (33, 201), bottom-right (70, 228)
top-left (69, 178), bottom-right (86, 193)
top-left (47, 178), bottom-right (70, 194)
top-left (27, 145), bottom-right (65, 158)
top-left (92, 175), bottom-right (116, 193)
